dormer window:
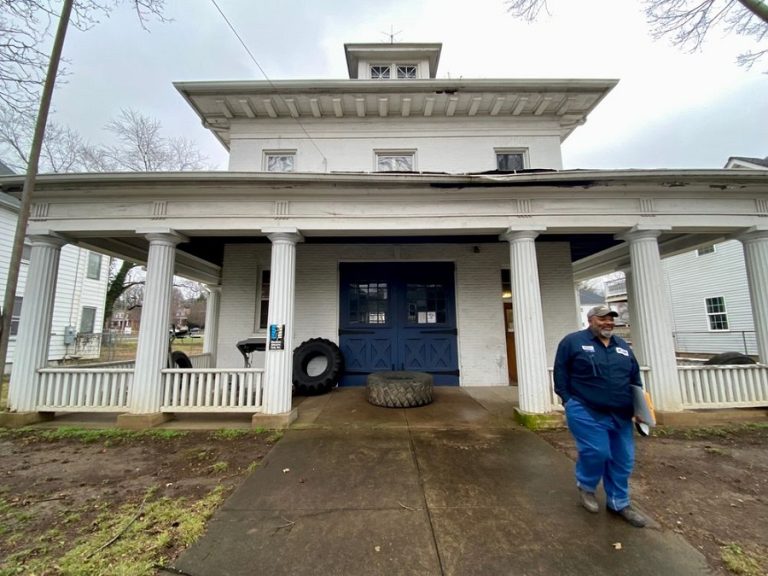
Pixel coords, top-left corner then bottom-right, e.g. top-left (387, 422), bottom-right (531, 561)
top-left (371, 65), bottom-right (391, 79)
top-left (396, 65), bottom-right (417, 79)
top-left (370, 64), bottom-right (418, 80)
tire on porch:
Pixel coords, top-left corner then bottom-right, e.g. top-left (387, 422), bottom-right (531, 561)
top-left (292, 338), bottom-right (343, 396)
top-left (704, 351), bottom-right (756, 365)
top-left (366, 371), bottom-right (433, 408)
top-left (170, 351), bottom-right (193, 368)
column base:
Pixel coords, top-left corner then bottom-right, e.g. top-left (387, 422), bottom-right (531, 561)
top-left (252, 408), bottom-right (298, 430)
top-left (513, 407), bottom-right (565, 430)
top-left (0, 411), bottom-right (55, 428)
top-left (117, 412), bottom-right (174, 430)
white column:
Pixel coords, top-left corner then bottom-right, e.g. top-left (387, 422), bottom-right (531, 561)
top-left (263, 230), bottom-right (302, 415)
top-left (738, 228), bottom-right (768, 363)
top-left (9, 234), bottom-right (67, 412)
top-left (501, 229), bottom-right (550, 414)
top-left (621, 228), bottom-right (682, 412)
top-left (203, 285), bottom-right (221, 366)
top-left (130, 232), bottom-right (186, 413)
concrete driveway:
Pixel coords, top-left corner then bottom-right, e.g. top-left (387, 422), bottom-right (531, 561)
top-left (167, 387), bottom-right (711, 576)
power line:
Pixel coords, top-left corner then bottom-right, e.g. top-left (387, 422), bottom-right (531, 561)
top-left (209, 0), bottom-right (329, 170)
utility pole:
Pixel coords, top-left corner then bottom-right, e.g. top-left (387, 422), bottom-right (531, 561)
top-left (0, 0), bottom-right (74, 396)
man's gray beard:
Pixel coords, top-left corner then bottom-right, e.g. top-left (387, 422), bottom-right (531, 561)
top-left (599, 328), bottom-right (613, 338)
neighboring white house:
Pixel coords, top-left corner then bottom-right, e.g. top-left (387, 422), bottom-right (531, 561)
top-left (2, 42), bottom-right (767, 424)
top-left (0, 163), bottom-right (110, 374)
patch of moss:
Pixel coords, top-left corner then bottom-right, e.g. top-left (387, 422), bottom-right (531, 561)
top-left (513, 409), bottom-right (564, 430)
top-left (721, 543), bottom-right (762, 576)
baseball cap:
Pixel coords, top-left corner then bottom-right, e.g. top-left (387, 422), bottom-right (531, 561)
top-left (587, 305), bottom-right (618, 319)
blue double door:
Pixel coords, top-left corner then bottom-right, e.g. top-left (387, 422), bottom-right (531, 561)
top-left (338, 262), bottom-right (459, 386)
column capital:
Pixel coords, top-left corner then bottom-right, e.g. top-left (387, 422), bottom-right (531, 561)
top-left (500, 225), bottom-right (545, 242)
top-left (736, 226), bottom-right (768, 244)
top-left (27, 232), bottom-right (68, 248)
top-left (138, 229), bottom-right (188, 246)
top-left (616, 225), bottom-right (670, 243)
top-left (265, 229), bottom-right (304, 244)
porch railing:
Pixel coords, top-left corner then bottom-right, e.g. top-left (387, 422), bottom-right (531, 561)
top-left (37, 368), bottom-right (132, 412)
top-left (548, 365), bottom-right (767, 411)
top-left (160, 368), bottom-right (264, 413)
top-left (678, 365), bottom-right (768, 409)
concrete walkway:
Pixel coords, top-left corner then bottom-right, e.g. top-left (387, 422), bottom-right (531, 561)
top-left (167, 387), bottom-right (711, 576)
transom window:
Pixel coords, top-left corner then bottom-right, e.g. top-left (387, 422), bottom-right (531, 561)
top-left (496, 151), bottom-right (526, 172)
top-left (376, 151), bottom-right (415, 172)
top-left (406, 283), bottom-right (447, 324)
top-left (264, 151), bottom-right (296, 172)
top-left (348, 283), bottom-right (389, 325)
top-left (705, 296), bottom-right (729, 331)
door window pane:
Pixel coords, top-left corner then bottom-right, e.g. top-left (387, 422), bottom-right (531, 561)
top-left (406, 283), bottom-right (447, 324)
top-left (348, 283), bottom-right (388, 324)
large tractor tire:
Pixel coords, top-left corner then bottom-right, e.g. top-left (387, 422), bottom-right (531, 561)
top-left (292, 338), bottom-right (343, 396)
top-left (366, 371), bottom-right (433, 408)
top-left (170, 351), bottom-right (193, 368)
top-left (704, 352), bottom-right (756, 365)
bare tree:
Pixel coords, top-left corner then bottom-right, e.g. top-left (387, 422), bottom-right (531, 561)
top-left (0, 0), bottom-right (167, 113)
top-left (505, 0), bottom-right (768, 68)
top-left (99, 108), bottom-right (209, 172)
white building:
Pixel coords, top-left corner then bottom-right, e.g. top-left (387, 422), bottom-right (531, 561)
top-left (1, 188), bottom-right (109, 374)
top-left (1, 43), bottom-right (767, 426)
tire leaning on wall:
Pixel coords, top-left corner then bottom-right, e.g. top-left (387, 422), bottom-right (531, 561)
top-left (170, 351), bottom-right (193, 368)
top-left (366, 371), bottom-right (433, 408)
top-left (292, 338), bottom-right (344, 395)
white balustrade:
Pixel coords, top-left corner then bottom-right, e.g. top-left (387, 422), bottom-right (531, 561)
top-left (678, 365), bottom-right (768, 409)
top-left (161, 368), bottom-right (264, 412)
top-left (37, 368), bottom-right (132, 411)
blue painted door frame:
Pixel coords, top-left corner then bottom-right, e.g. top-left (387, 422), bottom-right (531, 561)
top-left (339, 262), bottom-right (459, 386)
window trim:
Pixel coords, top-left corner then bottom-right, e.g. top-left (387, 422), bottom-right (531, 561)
top-left (697, 244), bottom-right (716, 256)
top-left (263, 150), bottom-right (297, 173)
top-left (704, 296), bottom-right (729, 332)
top-left (494, 148), bottom-right (528, 172)
top-left (374, 149), bottom-right (416, 172)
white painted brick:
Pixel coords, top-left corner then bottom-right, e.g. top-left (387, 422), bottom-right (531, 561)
top-left (218, 240), bottom-right (579, 386)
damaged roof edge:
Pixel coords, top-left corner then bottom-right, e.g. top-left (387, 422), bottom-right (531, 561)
top-left (0, 168), bottom-right (766, 193)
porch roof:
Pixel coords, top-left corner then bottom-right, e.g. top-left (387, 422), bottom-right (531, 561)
top-left (1, 168), bottom-right (766, 284)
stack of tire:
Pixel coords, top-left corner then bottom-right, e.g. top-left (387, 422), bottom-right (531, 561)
top-left (292, 338), bottom-right (343, 396)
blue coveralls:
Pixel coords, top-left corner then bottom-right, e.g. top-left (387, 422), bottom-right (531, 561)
top-left (553, 329), bottom-right (642, 511)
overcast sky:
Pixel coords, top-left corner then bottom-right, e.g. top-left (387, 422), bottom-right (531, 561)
top-left (48, 0), bottom-right (767, 171)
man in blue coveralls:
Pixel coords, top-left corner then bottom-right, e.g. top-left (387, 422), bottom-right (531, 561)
top-left (553, 304), bottom-right (647, 528)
